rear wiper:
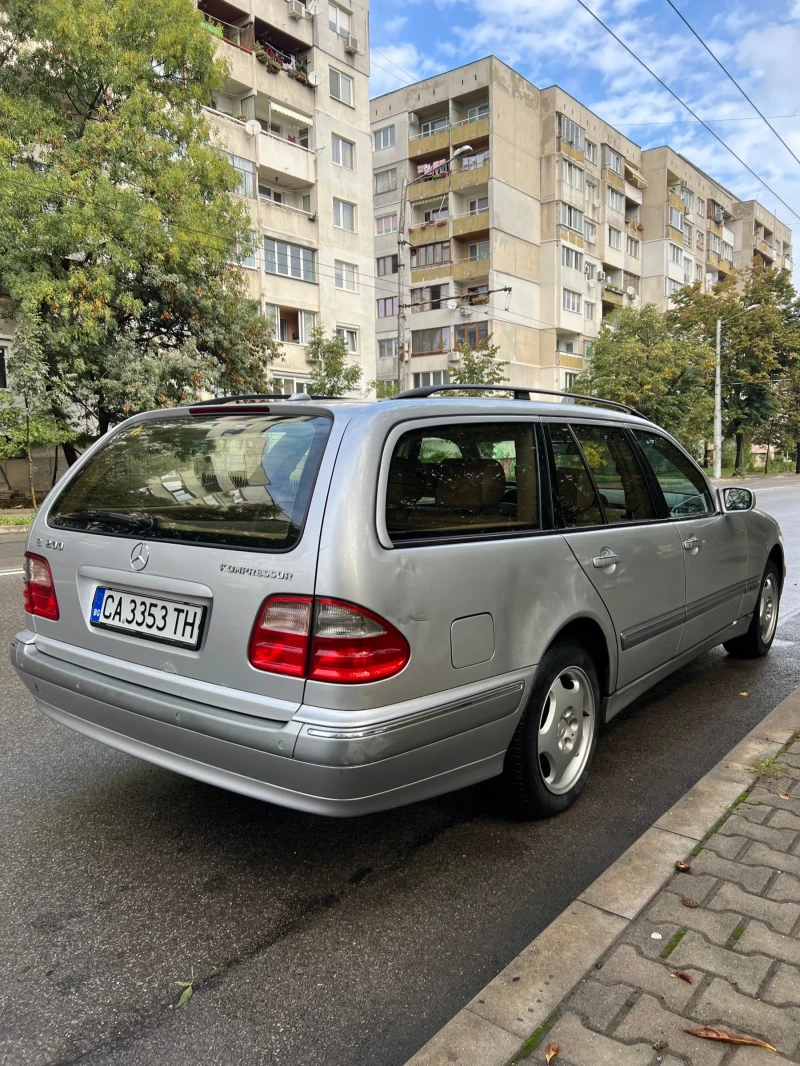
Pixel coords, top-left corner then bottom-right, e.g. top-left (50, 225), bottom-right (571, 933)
top-left (65, 510), bottom-right (156, 531)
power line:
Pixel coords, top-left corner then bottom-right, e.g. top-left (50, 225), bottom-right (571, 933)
top-left (371, 47), bottom-right (418, 85)
top-left (614, 114), bottom-right (800, 128)
top-left (663, 0), bottom-right (800, 172)
top-left (572, 0), bottom-right (800, 221)
top-left (369, 57), bottom-right (410, 88)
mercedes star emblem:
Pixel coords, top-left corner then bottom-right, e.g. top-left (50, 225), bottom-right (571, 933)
top-left (130, 543), bottom-right (150, 572)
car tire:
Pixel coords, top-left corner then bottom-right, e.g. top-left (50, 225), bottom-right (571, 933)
top-left (723, 560), bottom-right (781, 659)
top-left (503, 640), bottom-right (600, 819)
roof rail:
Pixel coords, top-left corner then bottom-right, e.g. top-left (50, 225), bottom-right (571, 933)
top-left (392, 383), bottom-right (644, 418)
top-left (186, 393), bottom-right (344, 407)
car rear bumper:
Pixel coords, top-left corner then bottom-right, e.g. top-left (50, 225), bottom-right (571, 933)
top-left (12, 631), bottom-right (528, 816)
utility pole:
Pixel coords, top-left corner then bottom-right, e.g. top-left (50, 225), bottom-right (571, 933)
top-left (713, 316), bottom-right (722, 479)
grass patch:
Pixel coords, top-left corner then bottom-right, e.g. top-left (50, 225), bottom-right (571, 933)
top-left (512, 1011), bottom-right (560, 1062)
top-left (752, 757), bottom-right (785, 780)
top-left (729, 790), bottom-right (751, 812)
top-left (660, 928), bottom-right (687, 959)
top-left (725, 924), bottom-right (746, 950)
top-left (0, 515), bottom-right (32, 525)
top-left (691, 843), bottom-right (704, 856)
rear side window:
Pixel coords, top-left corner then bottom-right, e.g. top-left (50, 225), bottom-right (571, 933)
top-left (571, 424), bottom-right (656, 523)
top-left (632, 431), bottom-right (714, 517)
top-left (548, 424), bottom-right (603, 527)
top-left (49, 414), bottom-right (331, 551)
top-left (385, 421), bottom-right (539, 542)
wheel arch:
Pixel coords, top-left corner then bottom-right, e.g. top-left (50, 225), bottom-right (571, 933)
top-left (548, 616), bottom-right (612, 700)
top-left (767, 542), bottom-right (785, 591)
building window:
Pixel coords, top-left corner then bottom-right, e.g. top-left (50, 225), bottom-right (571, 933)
top-left (259, 185), bottom-right (283, 204)
top-left (329, 67), bottom-right (353, 105)
top-left (374, 125), bottom-right (395, 151)
top-left (585, 301), bottom-right (595, 321)
top-left (561, 203), bottom-right (584, 231)
top-left (411, 327), bottom-right (450, 355)
top-left (264, 238), bottom-right (316, 282)
top-left (585, 262), bottom-right (596, 281)
top-left (378, 338), bottom-right (398, 360)
top-left (374, 168), bottom-right (397, 194)
top-left (605, 147), bottom-right (622, 174)
top-left (422, 206), bottom-right (449, 223)
top-left (669, 206), bottom-right (683, 230)
top-left (455, 320), bottom-right (489, 348)
top-left (264, 306), bottom-right (316, 345)
top-left (236, 232), bottom-right (258, 269)
top-left (669, 242), bottom-right (683, 265)
top-left (558, 114), bottom-right (585, 151)
top-left (336, 326), bottom-right (359, 353)
top-left (565, 371), bottom-right (579, 389)
top-left (333, 198), bottom-right (355, 231)
top-left (335, 260), bottom-right (358, 291)
top-left (666, 278), bottom-right (682, 296)
top-left (584, 220), bottom-right (597, 243)
top-left (377, 254), bottom-right (398, 276)
top-left (626, 235), bottom-right (639, 258)
top-left (562, 160), bottom-right (583, 190)
top-left (563, 289), bottom-right (581, 313)
top-left (227, 154), bottom-right (256, 199)
top-left (331, 134), bottom-right (354, 169)
top-left (585, 180), bottom-right (598, 217)
top-left (0, 344), bottom-right (7, 389)
top-left (377, 296), bottom-right (399, 318)
top-left (376, 212), bottom-right (398, 235)
top-left (696, 263), bottom-right (704, 284)
top-left (584, 341), bottom-right (593, 357)
top-left (608, 226), bottom-right (621, 250)
top-left (420, 115), bottom-right (449, 137)
top-left (684, 257), bottom-right (693, 282)
top-left (682, 187), bottom-right (693, 214)
top-left (411, 284), bottom-right (449, 311)
top-left (411, 241), bottom-right (450, 267)
top-left (721, 240), bottom-right (733, 262)
top-left (607, 186), bottom-right (624, 213)
top-left (413, 370), bottom-right (450, 387)
top-left (683, 220), bottom-right (692, 247)
top-left (328, 3), bottom-right (350, 35)
top-left (466, 102), bottom-right (489, 122)
top-left (562, 246), bottom-right (583, 271)
top-left (585, 141), bottom-right (597, 165)
top-left (467, 240), bottom-right (490, 261)
top-left (468, 196), bottom-right (488, 215)
top-left (696, 197), bottom-right (705, 217)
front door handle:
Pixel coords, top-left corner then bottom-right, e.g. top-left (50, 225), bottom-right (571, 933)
top-left (592, 550), bottom-right (621, 569)
top-left (683, 536), bottom-right (701, 553)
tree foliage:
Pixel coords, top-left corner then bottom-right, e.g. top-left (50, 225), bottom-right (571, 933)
top-left (305, 327), bottom-right (362, 396)
top-left (0, 0), bottom-right (279, 438)
top-left (449, 334), bottom-right (509, 391)
top-left (575, 304), bottom-right (715, 446)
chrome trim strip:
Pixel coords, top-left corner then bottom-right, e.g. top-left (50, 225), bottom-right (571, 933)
top-left (304, 681), bottom-right (526, 740)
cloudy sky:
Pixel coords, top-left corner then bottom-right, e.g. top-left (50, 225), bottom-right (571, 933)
top-left (368, 0), bottom-right (800, 259)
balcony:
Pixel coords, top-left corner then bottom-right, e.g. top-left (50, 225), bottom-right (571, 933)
top-left (603, 167), bottom-right (624, 192)
top-left (785, 255), bottom-right (793, 271)
top-left (624, 181), bottom-right (642, 206)
top-left (453, 210), bottom-right (489, 238)
top-left (601, 286), bottom-right (624, 307)
top-left (707, 250), bottom-right (720, 269)
top-left (717, 257), bottom-right (733, 276)
top-left (410, 263), bottom-right (452, 284)
top-left (452, 162), bottom-right (489, 191)
top-left (258, 198), bottom-right (317, 241)
top-left (408, 174), bottom-right (450, 201)
top-left (451, 117), bottom-right (489, 147)
top-left (255, 0), bottom-right (313, 48)
top-left (409, 128), bottom-right (451, 158)
top-left (756, 237), bottom-right (774, 260)
top-left (258, 129), bottom-right (315, 185)
top-left (408, 220), bottom-right (450, 245)
top-left (452, 257), bottom-right (490, 282)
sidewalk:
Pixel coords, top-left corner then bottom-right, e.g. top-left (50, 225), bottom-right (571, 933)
top-left (406, 688), bottom-right (800, 1066)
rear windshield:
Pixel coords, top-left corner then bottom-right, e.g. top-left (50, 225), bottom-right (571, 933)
top-left (49, 414), bottom-right (331, 551)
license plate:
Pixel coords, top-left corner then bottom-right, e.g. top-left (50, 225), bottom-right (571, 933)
top-left (90, 587), bottom-right (206, 649)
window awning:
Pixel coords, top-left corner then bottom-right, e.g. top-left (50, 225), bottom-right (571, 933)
top-left (268, 101), bottom-right (313, 128)
top-left (624, 163), bottom-right (648, 189)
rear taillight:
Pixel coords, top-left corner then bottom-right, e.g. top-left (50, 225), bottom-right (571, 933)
top-left (23, 552), bottom-right (59, 621)
top-left (248, 595), bottom-right (409, 683)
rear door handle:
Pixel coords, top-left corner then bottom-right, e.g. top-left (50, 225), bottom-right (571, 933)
top-left (683, 536), bottom-right (701, 552)
top-left (592, 550), bottom-right (621, 568)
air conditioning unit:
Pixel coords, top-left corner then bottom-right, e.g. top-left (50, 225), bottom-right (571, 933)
top-left (448, 350), bottom-right (461, 362)
top-left (458, 305), bottom-right (473, 317)
top-left (344, 34), bottom-right (359, 53)
top-left (288, 0), bottom-right (305, 18)
top-left (584, 263), bottom-right (591, 275)
top-left (597, 270), bottom-right (606, 281)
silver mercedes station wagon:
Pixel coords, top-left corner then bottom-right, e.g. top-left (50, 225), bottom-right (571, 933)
top-left (11, 386), bottom-right (785, 818)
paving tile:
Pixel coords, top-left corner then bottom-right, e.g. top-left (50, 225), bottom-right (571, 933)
top-left (404, 1008), bottom-right (520, 1066)
top-left (707, 882), bottom-right (800, 934)
top-left (770, 808), bottom-right (800, 834)
top-left (736, 920), bottom-right (800, 968)
top-left (765, 962), bottom-right (800, 1008)
top-left (704, 833), bottom-right (748, 860)
top-left (595, 944), bottom-right (697, 1012)
top-left (645, 892), bottom-right (743, 945)
top-left (750, 787), bottom-right (800, 812)
top-left (663, 873), bottom-right (718, 902)
top-left (536, 1012), bottom-right (655, 1066)
top-left (567, 978), bottom-right (633, 1032)
top-left (669, 930), bottom-right (771, 996)
top-left (692, 976), bottom-right (800, 1056)
top-left (742, 842), bottom-right (800, 878)
top-left (655, 762), bottom-right (755, 841)
top-left (719, 815), bottom-right (798, 852)
top-left (692, 849), bottom-right (773, 894)
top-left (728, 1050), bottom-right (794, 1066)
top-left (615, 994), bottom-right (725, 1066)
top-left (735, 803), bottom-right (772, 824)
top-left (618, 919), bottom-right (684, 961)
top-left (768, 872), bottom-right (800, 904)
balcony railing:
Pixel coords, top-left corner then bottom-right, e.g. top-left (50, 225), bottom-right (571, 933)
top-left (409, 123), bottom-right (450, 142)
top-left (202, 15), bottom-right (250, 50)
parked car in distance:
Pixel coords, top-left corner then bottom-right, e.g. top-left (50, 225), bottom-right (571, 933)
top-left (12, 386), bottom-right (784, 818)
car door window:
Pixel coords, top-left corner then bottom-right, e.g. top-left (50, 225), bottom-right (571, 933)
top-left (632, 431), bottom-right (714, 517)
top-left (385, 422), bottom-right (539, 542)
top-left (548, 424), bottom-right (604, 527)
top-left (571, 424), bottom-right (656, 523)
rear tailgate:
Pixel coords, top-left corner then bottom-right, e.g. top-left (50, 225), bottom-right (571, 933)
top-left (27, 407), bottom-right (343, 721)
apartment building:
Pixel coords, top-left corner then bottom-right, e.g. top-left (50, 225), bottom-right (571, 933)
top-left (370, 58), bottom-right (793, 394)
top-left (199, 0), bottom-right (375, 393)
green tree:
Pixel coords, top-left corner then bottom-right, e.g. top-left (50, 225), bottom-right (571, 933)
top-left (369, 379), bottom-right (400, 399)
top-left (574, 304), bottom-right (715, 446)
top-left (306, 327), bottom-right (362, 396)
top-left (449, 334), bottom-right (509, 391)
top-left (0, 0), bottom-right (278, 449)
top-left (669, 264), bottom-right (800, 472)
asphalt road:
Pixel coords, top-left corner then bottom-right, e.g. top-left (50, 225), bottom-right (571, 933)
top-left (2, 480), bottom-right (800, 1066)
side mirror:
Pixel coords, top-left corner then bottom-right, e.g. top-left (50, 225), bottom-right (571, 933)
top-left (719, 486), bottom-right (756, 513)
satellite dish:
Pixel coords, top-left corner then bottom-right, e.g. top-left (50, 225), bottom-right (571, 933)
top-left (446, 299), bottom-right (459, 311)
top-left (306, 1), bottom-right (319, 14)
top-left (307, 70), bottom-right (322, 87)
top-left (244, 119), bottom-right (262, 136)
top-left (626, 286), bottom-right (636, 297)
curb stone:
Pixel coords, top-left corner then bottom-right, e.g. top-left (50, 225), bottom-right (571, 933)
top-left (403, 686), bottom-right (800, 1066)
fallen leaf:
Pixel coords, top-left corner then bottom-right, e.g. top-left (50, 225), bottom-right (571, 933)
top-left (778, 790), bottom-right (792, 800)
top-left (740, 691), bottom-right (749, 696)
top-left (675, 860), bottom-right (692, 873)
top-left (684, 1027), bottom-right (778, 1053)
top-left (681, 897), bottom-right (699, 909)
top-left (671, 970), bottom-right (693, 984)
top-left (545, 1042), bottom-right (560, 1064)
top-left (176, 984), bottom-right (193, 1007)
